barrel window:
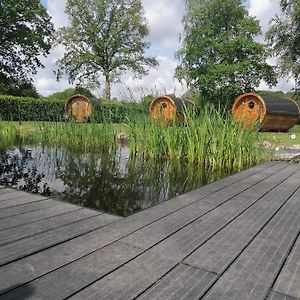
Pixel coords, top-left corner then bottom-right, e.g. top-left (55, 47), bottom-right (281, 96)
top-left (248, 101), bottom-right (255, 109)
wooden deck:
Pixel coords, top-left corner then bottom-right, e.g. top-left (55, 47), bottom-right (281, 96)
top-left (0, 161), bottom-right (300, 299)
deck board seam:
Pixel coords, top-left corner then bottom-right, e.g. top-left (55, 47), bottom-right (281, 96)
top-left (130, 171), bottom-right (300, 300)
top-left (0, 197), bottom-right (54, 209)
top-left (0, 213), bottom-right (111, 267)
top-left (0, 206), bottom-right (84, 233)
top-left (0, 200), bottom-right (65, 220)
top-left (267, 220), bottom-right (300, 300)
top-left (56, 165), bottom-right (298, 299)
top-left (269, 291), bottom-right (300, 300)
top-left (0, 163), bottom-right (290, 297)
top-left (197, 186), bottom-right (300, 299)
top-left (180, 262), bottom-right (218, 275)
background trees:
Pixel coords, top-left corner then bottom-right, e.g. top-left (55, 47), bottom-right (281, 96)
top-left (56, 0), bottom-right (158, 100)
top-left (267, 0), bottom-right (300, 96)
top-left (0, 0), bottom-right (54, 85)
top-left (177, 0), bottom-right (276, 105)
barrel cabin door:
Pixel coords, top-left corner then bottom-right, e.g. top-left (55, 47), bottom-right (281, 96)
top-left (65, 95), bottom-right (92, 122)
top-left (233, 95), bottom-right (265, 130)
top-left (150, 98), bottom-right (176, 123)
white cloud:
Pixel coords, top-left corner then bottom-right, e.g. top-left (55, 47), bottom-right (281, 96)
top-left (113, 56), bottom-right (187, 100)
top-left (34, 0), bottom-right (186, 98)
top-left (249, 0), bottom-right (295, 92)
top-left (34, 0), bottom-right (295, 98)
top-left (47, 0), bottom-right (68, 29)
top-left (249, 0), bottom-right (281, 34)
top-left (143, 0), bottom-right (184, 52)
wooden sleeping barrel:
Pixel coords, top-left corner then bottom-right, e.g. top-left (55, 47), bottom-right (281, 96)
top-left (149, 95), bottom-right (194, 122)
top-left (232, 93), bottom-right (300, 132)
top-left (64, 94), bottom-right (92, 122)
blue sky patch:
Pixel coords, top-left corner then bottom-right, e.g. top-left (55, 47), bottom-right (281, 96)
top-left (41, 0), bottom-right (47, 8)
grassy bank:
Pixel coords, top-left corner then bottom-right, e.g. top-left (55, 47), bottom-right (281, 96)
top-left (0, 121), bottom-right (121, 150)
top-left (258, 125), bottom-right (300, 147)
top-left (127, 107), bottom-right (266, 170)
top-left (0, 107), bottom-right (267, 171)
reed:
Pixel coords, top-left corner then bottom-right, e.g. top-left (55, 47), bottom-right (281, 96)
top-left (0, 104), bottom-right (267, 171)
top-left (0, 121), bottom-right (118, 150)
top-left (126, 105), bottom-right (266, 171)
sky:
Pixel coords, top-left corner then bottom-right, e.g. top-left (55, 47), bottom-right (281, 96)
top-left (34, 0), bottom-right (294, 99)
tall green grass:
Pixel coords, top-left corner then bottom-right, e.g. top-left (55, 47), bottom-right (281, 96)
top-left (0, 121), bottom-right (118, 150)
top-left (126, 105), bottom-right (266, 171)
top-left (0, 105), bottom-right (266, 171)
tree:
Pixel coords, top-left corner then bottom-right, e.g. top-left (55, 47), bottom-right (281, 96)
top-left (266, 0), bottom-right (300, 95)
top-left (56, 0), bottom-right (158, 100)
top-left (177, 0), bottom-right (276, 105)
top-left (48, 86), bottom-right (96, 101)
top-left (0, 79), bottom-right (40, 98)
top-left (0, 0), bottom-right (54, 83)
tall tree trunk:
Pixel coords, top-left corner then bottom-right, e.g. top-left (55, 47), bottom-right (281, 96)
top-left (104, 74), bottom-right (111, 100)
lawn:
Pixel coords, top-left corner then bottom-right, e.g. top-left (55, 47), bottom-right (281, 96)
top-left (258, 125), bottom-right (300, 147)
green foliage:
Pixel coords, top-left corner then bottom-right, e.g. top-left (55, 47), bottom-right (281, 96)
top-left (0, 121), bottom-right (119, 152)
top-left (0, 95), bottom-right (145, 123)
top-left (48, 87), bottom-right (96, 101)
top-left (266, 0), bottom-right (300, 95)
top-left (127, 107), bottom-right (266, 170)
top-left (0, 96), bottom-right (64, 121)
top-left (56, 0), bottom-right (158, 99)
top-left (0, 0), bottom-right (54, 83)
top-left (177, 0), bottom-right (276, 106)
top-left (92, 100), bottom-right (145, 123)
top-left (0, 106), bottom-right (267, 171)
top-left (0, 80), bottom-right (40, 98)
top-left (257, 90), bottom-right (292, 98)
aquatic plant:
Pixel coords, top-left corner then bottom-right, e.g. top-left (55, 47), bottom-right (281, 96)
top-left (126, 105), bottom-right (266, 171)
top-left (0, 104), bottom-right (267, 171)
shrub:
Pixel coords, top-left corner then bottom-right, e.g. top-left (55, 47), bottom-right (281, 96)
top-left (0, 95), bottom-right (64, 121)
top-left (0, 95), bottom-right (147, 123)
top-left (91, 99), bottom-right (145, 123)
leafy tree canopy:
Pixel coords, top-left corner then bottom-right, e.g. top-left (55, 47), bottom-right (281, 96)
top-left (0, 0), bottom-right (54, 83)
top-left (266, 0), bottom-right (300, 95)
top-left (0, 79), bottom-right (40, 98)
top-left (48, 87), bottom-right (96, 101)
top-left (177, 0), bottom-right (277, 105)
top-left (56, 0), bottom-right (158, 100)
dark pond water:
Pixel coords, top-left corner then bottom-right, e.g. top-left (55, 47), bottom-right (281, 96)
top-left (0, 144), bottom-right (237, 217)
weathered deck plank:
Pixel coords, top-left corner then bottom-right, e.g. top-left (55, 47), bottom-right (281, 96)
top-left (202, 188), bottom-right (300, 300)
top-left (0, 201), bottom-right (80, 231)
top-left (62, 164), bottom-right (298, 299)
top-left (271, 232), bottom-right (300, 299)
top-left (1, 161), bottom-right (300, 300)
top-left (137, 166), bottom-right (300, 299)
top-left (0, 162), bottom-right (282, 296)
top-left (0, 189), bottom-right (42, 201)
top-left (0, 208), bottom-right (106, 246)
top-left (0, 198), bottom-right (74, 219)
top-left (138, 263), bottom-right (217, 300)
top-left (0, 194), bottom-right (48, 209)
top-left (0, 211), bottom-right (120, 266)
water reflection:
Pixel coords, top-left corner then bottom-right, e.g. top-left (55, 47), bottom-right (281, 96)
top-left (0, 145), bottom-right (234, 217)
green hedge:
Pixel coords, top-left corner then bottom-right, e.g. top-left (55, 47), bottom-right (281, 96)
top-left (0, 95), bottom-right (147, 122)
top-left (92, 100), bottom-right (145, 123)
top-left (0, 95), bottom-right (65, 121)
